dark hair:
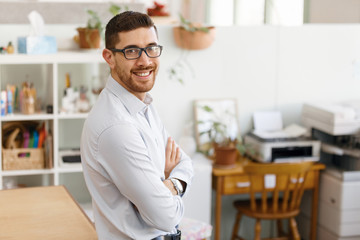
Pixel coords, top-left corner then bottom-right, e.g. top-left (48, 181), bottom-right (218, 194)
top-left (105, 11), bottom-right (157, 49)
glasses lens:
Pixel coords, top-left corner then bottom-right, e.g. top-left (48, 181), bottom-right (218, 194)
top-left (124, 48), bottom-right (140, 59)
top-left (146, 46), bottom-right (161, 58)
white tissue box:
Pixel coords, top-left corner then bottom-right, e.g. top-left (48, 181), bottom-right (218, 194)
top-left (18, 36), bottom-right (57, 54)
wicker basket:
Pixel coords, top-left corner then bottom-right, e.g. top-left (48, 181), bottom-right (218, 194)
top-left (2, 148), bottom-right (45, 170)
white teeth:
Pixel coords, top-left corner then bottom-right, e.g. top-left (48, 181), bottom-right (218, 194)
top-left (136, 72), bottom-right (150, 77)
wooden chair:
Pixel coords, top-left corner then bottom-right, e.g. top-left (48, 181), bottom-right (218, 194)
top-left (231, 161), bottom-right (313, 240)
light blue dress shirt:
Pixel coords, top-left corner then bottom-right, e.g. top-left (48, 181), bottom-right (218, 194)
top-left (81, 75), bottom-right (193, 240)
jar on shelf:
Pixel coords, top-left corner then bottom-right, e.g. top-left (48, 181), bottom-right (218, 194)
top-left (23, 95), bottom-right (35, 114)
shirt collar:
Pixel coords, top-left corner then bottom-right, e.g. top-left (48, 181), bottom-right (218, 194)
top-left (105, 75), bottom-right (153, 116)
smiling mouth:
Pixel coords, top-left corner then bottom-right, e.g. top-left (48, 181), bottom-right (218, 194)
top-left (134, 71), bottom-right (151, 77)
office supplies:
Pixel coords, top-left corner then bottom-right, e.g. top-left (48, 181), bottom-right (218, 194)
top-left (32, 130), bottom-right (38, 148)
top-left (253, 111), bottom-right (283, 132)
top-left (23, 130), bottom-right (30, 148)
top-left (45, 131), bottom-right (53, 169)
top-left (28, 133), bottom-right (34, 149)
top-left (37, 128), bottom-right (45, 148)
top-left (6, 90), bottom-right (13, 114)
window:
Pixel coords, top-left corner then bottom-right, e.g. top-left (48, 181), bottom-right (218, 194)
top-left (205, 0), bottom-right (304, 26)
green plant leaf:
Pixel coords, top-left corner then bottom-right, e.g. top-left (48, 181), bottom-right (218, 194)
top-left (201, 105), bottom-right (213, 112)
top-left (86, 9), bottom-right (102, 30)
top-left (197, 27), bottom-right (210, 33)
top-left (109, 4), bottom-right (121, 16)
top-left (178, 13), bottom-right (210, 33)
top-left (179, 13), bottom-right (191, 26)
top-left (87, 9), bottom-right (96, 16)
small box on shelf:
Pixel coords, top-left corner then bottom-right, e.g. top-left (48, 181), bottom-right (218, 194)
top-left (17, 36), bottom-right (57, 55)
top-left (2, 148), bottom-right (44, 170)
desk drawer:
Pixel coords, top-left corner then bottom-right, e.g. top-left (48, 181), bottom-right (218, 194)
top-left (223, 175), bottom-right (250, 194)
top-left (222, 171), bottom-right (316, 195)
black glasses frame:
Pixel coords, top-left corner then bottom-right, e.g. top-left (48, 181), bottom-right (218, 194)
top-left (109, 45), bottom-right (163, 60)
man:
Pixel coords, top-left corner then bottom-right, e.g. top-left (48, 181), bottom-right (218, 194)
top-left (80, 11), bottom-right (193, 240)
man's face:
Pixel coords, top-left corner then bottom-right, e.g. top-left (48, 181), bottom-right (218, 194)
top-left (111, 27), bottom-right (159, 100)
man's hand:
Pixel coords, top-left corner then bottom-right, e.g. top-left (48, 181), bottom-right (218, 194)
top-left (164, 137), bottom-right (180, 179)
top-left (163, 179), bottom-right (178, 196)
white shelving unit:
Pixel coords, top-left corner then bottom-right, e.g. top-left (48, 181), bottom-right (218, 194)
top-left (0, 50), bottom-right (107, 206)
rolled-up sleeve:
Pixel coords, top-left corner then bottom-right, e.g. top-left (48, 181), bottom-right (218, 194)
top-left (152, 106), bottom-right (194, 196)
top-left (98, 122), bottom-right (184, 232)
top-left (168, 147), bottom-right (193, 198)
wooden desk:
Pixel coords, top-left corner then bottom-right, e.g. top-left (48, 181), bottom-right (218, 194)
top-left (212, 158), bottom-right (325, 240)
top-left (0, 185), bottom-right (97, 240)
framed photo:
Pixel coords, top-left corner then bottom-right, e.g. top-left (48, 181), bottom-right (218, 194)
top-left (193, 99), bottom-right (240, 155)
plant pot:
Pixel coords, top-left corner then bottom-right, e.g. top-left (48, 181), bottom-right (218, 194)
top-left (214, 145), bottom-right (238, 168)
top-left (76, 28), bottom-right (101, 49)
top-left (173, 26), bottom-right (215, 50)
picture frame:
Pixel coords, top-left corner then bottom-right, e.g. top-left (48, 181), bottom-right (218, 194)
top-left (193, 98), bottom-right (240, 155)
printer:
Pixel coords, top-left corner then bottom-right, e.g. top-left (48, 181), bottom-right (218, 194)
top-left (244, 111), bottom-right (320, 163)
top-left (302, 101), bottom-right (360, 170)
top-left (245, 133), bottom-right (320, 163)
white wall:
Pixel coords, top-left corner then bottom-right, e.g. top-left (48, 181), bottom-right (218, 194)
top-left (2, 23), bottom-right (360, 239)
top-left (153, 25), bottom-right (360, 141)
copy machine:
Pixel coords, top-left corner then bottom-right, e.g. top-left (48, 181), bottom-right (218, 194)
top-left (299, 101), bottom-right (360, 239)
top-left (244, 111), bottom-right (320, 163)
top-left (302, 101), bottom-right (360, 170)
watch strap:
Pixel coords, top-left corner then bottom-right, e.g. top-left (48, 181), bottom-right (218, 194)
top-left (170, 178), bottom-right (183, 196)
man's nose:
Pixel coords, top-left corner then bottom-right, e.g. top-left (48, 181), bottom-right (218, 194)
top-left (136, 50), bottom-right (151, 66)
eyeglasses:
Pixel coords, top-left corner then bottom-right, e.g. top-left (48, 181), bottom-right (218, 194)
top-left (109, 45), bottom-right (163, 60)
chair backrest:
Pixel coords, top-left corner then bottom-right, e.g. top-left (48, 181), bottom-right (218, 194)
top-left (244, 161), bottom-right (313, 215)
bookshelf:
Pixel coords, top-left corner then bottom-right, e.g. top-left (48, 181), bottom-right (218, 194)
top-left (0, 50), bottom-right (107, 207)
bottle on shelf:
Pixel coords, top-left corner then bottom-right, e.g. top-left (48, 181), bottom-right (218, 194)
top-left (6, 42), bottom-right (14, 54)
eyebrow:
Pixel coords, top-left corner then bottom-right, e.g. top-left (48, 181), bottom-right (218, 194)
top-left (122, 42), bottom-right (158, 49)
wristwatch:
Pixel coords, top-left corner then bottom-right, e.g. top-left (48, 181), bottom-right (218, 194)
top-left (170, 178), bottom-right (184, 196)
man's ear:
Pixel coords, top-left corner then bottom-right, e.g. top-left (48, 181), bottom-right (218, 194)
top-left (103, 48), bottom-right (115, 69)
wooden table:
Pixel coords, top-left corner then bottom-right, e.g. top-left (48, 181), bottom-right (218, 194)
top-left (0, 185), bottom-right (97, 240)
top-left (212, 158), bottom-right (325, 240)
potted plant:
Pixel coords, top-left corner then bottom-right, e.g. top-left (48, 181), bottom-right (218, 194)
top-left (77, 9), bottom-right (102, 49)
top-left (169, 15), bottom-right (216, 84)
top-left (173, 14), bottom-right (216, 50)
top-left (76, 4), bottom-right (125, 49)
top-left (197, 104), bottom-right (252, 168)
top-left (147, 1), bottom-right (170, 16)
